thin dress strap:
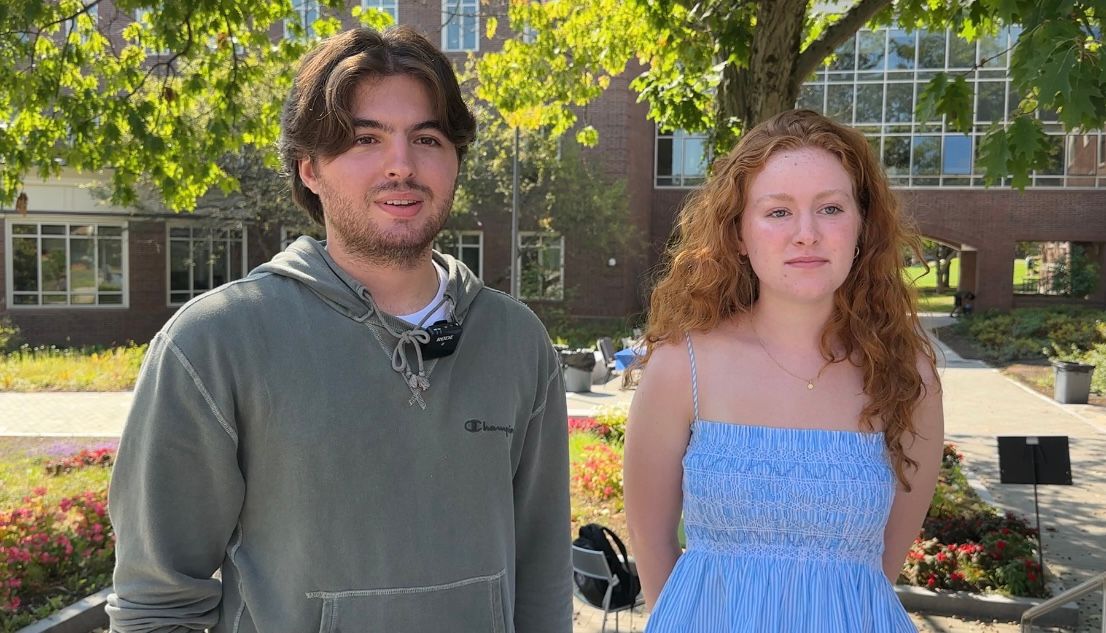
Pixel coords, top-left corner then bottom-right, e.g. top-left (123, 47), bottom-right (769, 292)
top-left (685, 333), bottom-right (700, 422)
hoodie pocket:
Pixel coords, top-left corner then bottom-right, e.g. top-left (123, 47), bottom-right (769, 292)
top-left (309, 569), bottom-right (507, 633)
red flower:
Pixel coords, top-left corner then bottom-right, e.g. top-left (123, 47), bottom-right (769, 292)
top-left (926, 575), bottom-right (937, 588)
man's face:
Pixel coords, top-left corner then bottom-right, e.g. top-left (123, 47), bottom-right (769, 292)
top-left (299, 74), bottom-right (460, 268)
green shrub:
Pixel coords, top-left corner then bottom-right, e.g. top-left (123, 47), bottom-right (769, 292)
top-left (957, 308), bottom-right (1106, 362)
top-left (0, 317), bottom-right (20, 353)
top-left (593, 405), bottom-right (629, 445)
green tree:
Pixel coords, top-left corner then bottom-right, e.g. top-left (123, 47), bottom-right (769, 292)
top-left (0, 0), bottom-right (392, 211)
top-left (453, 108), bottom-right (640, 287)
top-left (474, 0), bottom-right (1105, 188)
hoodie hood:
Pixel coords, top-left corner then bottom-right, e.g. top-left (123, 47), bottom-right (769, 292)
top-left (252, 236), bottom-right (484, 329)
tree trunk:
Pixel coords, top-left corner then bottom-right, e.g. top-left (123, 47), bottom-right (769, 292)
top-left (720, 0), bottom-right (808, 134)
top-left (935, 245), bottom-right (954, 293)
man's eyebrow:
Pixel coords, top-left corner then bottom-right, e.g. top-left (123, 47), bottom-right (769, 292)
top-left (350, 119), bottom-right (445, 134)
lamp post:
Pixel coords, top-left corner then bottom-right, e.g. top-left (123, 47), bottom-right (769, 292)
top-left (510, 127), bottom-right (520, 299)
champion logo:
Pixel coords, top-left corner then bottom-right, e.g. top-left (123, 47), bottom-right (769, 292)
top-left (464, 419), bottom-right (513, 436)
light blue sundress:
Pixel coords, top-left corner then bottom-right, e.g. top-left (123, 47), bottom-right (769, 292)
top-left (644, 337), bottom-right (916, 632)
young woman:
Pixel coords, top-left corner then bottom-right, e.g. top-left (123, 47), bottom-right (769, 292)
top-left (624, 109), bottom-right (943, 632)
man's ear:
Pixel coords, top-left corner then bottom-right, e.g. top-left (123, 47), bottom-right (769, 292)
top-left (299, 157), bottom-right (320, 194)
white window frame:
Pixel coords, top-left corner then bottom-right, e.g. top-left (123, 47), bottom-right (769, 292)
top-left (441, 0), bottom-right (479, 52)
top-left (518, 231), bottom-right (564, 301)
top-left (362, 0), bottom-right (398, 24)
top-left (5, 216), bottom-right (129, 309)
top-left (435, 230), bottom-right (483, 279)
top-left (285, 0), bottom-right (320, 40)
top-left (654, 128), bottom-right (710, 189)
top-left (166, 222), bottom-right (249, 306)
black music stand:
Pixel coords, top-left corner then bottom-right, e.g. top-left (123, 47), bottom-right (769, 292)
top-left (997, 436), bottom-right (1072, 590)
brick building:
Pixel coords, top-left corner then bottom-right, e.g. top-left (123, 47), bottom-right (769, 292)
top-left (3, 2), bottom-right (1105, 346)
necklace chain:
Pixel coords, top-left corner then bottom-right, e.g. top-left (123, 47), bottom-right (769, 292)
top-left (750, 322), bottom-right (832, 390)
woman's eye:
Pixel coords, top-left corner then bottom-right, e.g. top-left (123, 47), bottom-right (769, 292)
top-left (768, 209), bottom-right (789, 218)
top-left (822, 205), bottom-right (844, 215)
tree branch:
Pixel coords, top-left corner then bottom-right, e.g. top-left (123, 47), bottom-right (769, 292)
top-left (794, 0), bottom-right (893, 83)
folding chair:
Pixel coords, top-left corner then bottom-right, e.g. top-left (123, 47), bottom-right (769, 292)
top-left (571, 545), bottom-right (644, 633)
top-left (596, 337), bottom-right (617, 381)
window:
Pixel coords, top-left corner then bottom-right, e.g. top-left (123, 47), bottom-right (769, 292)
top-left (286, 0), bottom-right (320, 39)
top-left (362, 0), bottom-right (398, 24)
top-left (518, 233), bottom-right (563, 300)
top-left (434, 230), bottom-right (482, 278)
top-left (7, 220), bottom-right (126, 307)
top-left (656, 129), bottom-right (709, 187)
top-left (168, 225), bottom-right (247, 305)
top-left (442, 0), bottom-right (478, 52)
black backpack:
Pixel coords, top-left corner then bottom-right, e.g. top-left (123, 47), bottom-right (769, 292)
top-left (572, 523), bottom-right (641, 608)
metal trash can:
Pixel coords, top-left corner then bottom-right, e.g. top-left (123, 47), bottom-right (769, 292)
top-left (562, 350), bottom-right (597, 393)
top-left (1053, 361), bottom-right (1095, 404)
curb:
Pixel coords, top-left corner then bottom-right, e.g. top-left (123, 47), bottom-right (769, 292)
top-left (895, 584), bottom-right (1079, 626)
top-left (15, 588), bottom-right (109, 633)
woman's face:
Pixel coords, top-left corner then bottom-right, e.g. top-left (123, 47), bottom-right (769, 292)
top-left (739, 146), bottom-right (863, 307)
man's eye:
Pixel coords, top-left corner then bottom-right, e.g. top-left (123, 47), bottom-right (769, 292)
top-left (354, 136), bottom-right (377, 145)
top-left (415, 136), bottom-right (442, 146)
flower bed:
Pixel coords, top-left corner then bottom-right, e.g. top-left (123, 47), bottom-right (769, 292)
top-left (0, 440), bottom-right (116, 632)
top-left (569, 415), bottom-right (1046, 599)
top-left (898, 444), bottom-right (1047, 598)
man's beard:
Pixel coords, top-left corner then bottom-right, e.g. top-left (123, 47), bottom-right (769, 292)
top-left (321, 179), bottom-right (454, 269)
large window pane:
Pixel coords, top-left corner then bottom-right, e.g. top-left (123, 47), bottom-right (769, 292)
top-left (98, 239), bottom-right (123, 291)
top-left (827, 84), bottom-right (854, 123)
top-left (519, 233), bottom-right (563, 300)
top-left (443, 0), bottom-right (478, 51)
top-left (976, 81), bottom-right (1005, 123)
top-left (69, 239), bottom-right (95, 294)
top-left (12, 237), bottom-right (38, 292)
top-left (855, 83), bottom-right (884, 123)
top-left (949, 35), bottom-right (975, 68)
top-left (829, 37), bottom-right (855, 71)
top-left (918, 30), bottom-right (946, 69)
top-left (857, 30), bottom-right (885, 72)
top-left (656, 137), bottom-right (674, 186)
top-left (943, 135), bottom-right (972, 174)
top-left (887, 29), bottom-right (915, 70)
top-left (978, 32), bottom-right (1006, 67)
top-left (798, 83), bottom-right (824, 111)
top-left (884, 136), bottom-right (911, 176)
top-left (885, 83), bottom-right (913, 123)
top-left (41, 238), bottom-right (67, 292)
top-left (169, 241), bottom-right (191, 294)
top-left (912, 136), bottom-right (941, 176)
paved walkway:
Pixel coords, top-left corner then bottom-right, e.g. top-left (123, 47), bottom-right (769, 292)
top-left (1, 315), bottom-right (1103, 631)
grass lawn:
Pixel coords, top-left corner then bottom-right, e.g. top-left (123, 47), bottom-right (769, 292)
top-left (0, 345), bottom-right (145, 391)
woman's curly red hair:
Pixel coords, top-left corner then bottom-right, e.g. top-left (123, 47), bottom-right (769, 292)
top-left (640, 109), bottom-right (938, 490)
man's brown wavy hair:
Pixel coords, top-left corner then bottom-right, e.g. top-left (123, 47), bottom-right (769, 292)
top-left (641, 109), bottom-right (938, 490)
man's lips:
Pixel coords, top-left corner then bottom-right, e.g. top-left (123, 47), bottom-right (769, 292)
top-left (375, 195), bottom-right (424, 218)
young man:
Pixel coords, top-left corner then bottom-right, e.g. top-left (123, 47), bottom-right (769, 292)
top-left (107, 27), bottom-right (572, 633)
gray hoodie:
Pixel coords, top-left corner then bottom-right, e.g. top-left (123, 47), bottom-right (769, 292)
top-left (107, 237), bottom-right (572, 633)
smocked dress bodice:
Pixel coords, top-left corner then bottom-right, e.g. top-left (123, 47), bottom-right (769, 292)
top-left (643, 338), bottom-right (915, 633)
